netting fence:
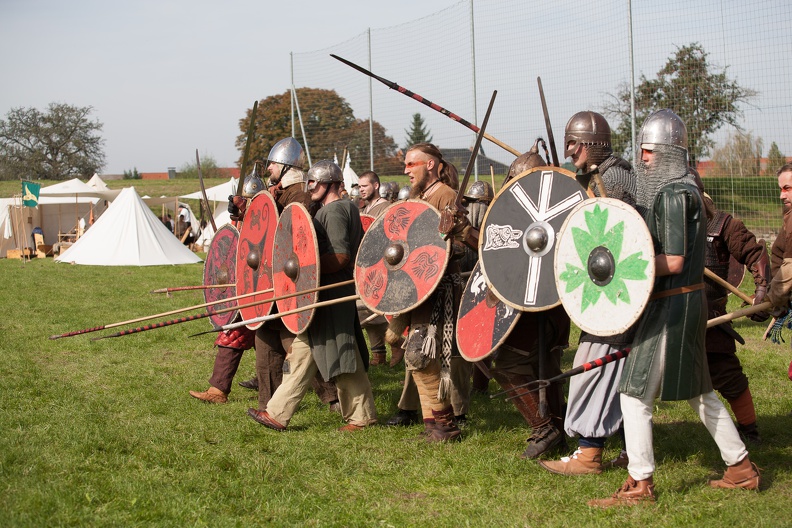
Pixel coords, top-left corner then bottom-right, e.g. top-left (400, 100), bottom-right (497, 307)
top-left (291, 0), bottom-right (792, 240)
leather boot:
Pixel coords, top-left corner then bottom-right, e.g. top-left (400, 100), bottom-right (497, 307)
top-left (238, 377), bottom-right (259, 390)
top-left (189, 386), bottom-right (228, 403)
top-left (386, 409), bottom-right (420, 426)
top-left (539, 447), bottom-right (603, 475)
top-left (588, 476), bottom-right (656, 507)
top-left (604, 450), bottom-right (629, 469)
top-left (492, 370), bottom-right (563, 459)
top-left (425, 407), bottom-right (462, 443)
top-left (736, 422), bottom-right (762, 446)
top-left (709, 456), bottom-right (761, 490)
top-left (370, 352), bottom-right (386, 366)
top-left (389, 347), bottom-right (404, 367)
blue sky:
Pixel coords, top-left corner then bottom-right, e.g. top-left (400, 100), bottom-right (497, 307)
top-left (2, 0), bottom-right (790, 175)
top-left (0, 0), bottom-right (455, 174)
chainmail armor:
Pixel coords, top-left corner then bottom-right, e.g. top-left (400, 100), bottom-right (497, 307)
top-left (592, 156), bottom-right (636, 206)
top-left (635, 144), bottom-right (694, 215)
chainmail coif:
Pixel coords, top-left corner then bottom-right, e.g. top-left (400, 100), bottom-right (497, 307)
top-left (635, 144), bottom-right (695, 215)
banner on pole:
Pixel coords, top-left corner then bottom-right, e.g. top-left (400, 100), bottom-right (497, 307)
top-left (22, 181), bottom-right (40, 207)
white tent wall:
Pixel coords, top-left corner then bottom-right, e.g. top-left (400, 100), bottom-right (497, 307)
top-left (55, 187), bottom-right (202, 266)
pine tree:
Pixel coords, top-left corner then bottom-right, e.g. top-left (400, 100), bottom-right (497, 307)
top-left (404, 113), bottom-right (433, 149)
top-left (766, 141), bottom-right (787, 176)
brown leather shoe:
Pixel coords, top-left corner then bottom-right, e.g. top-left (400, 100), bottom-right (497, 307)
top-left (389, 347), bottom-right (404, 367)
top-left (338, 423), bottom-right (366, 432)
top-left (425, 407), bottom-right (462, 443)
top-left (539, 447), bottom-right (603, 475)
top-left (369, 352), bottom-right (386, 366)
top-left (604, 450), bottom-right (629, 469)
top-left (247, 408), bottom-right (286, 431)
top-left (588, 476), bottom-right (656, 508)
top-left (189, 386), bottom-right (228, 404)
top-left (709, 457), bottom-right (761, 490)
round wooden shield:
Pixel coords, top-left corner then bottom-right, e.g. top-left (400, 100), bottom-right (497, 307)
top-left (456, 261), bottom-right (521, 361)
top-left (360, 213), bottom-right (376, 233)
top-left (273, 203), bottom-right (319, 334)
top-left (480, 167), bottom-right (586, 311)
top-left (236, 191), bottom-right (278, 330)
top-left (355, 200), bottom-right (450, 315)
top-left (554, 197), bottom-right (655, 336)
top-left (203, 223), bottom-right (239, 327)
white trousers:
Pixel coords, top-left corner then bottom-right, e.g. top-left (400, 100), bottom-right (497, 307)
top-left (620, 349), bottom-right (748, 481)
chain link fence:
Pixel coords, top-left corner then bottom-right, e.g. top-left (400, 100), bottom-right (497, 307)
top-left (291, 0), bottom-right (791, 239)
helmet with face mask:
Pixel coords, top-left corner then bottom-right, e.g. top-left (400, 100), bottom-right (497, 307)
top-left (637, 109), bottom-right (688, 151)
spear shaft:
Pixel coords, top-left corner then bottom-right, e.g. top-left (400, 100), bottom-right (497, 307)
top-left (331, 54), bottom-right (521, 157)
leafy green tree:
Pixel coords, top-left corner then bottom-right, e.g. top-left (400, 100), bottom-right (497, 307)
top-left (123, 167), bottom-right (141, 180)
top-left (403, 113), bottom-right (433, 149)
top-left (604, 43), bottom-right (757, 166)
top-left (178, 155), bottom-right (222, 179)
top-left (236, 88), bottom-right (399, 174)
top-left (766, 141), bottom-right (787, 176)
top-left (336, 119), bottom-right (401, 175)
top-left (711, 131), bottom-right (763, 177)
top-left (0, 103), bottom-right (105, 180)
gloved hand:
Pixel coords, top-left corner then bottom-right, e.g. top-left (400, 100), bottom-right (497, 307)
top-left (749, 285), bottom-right (770, 322)
top-left (439, 207), bottom-right (471, 241)
top-left (228, 195), bottom-right (247, 221)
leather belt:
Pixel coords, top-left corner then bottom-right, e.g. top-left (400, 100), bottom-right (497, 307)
top-left (649, 282), bottom-right (705, 301)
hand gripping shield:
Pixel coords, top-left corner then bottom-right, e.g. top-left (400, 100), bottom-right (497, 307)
top-left (355, 200), bottom-right (450, 315)
top-left (236, 190), bottom-right (278, 329)
top-left (203, 223), bottom-right (239, 327)
top-left (480, 167), bottom-right (586, 311)
top-left (456, 261), bottom-right (521, 361)
top-left (273, 202), bottom-right (320, 334)
top-left (554, 197), bottom-right (655, 336)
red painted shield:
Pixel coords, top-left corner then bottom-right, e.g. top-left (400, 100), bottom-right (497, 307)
top-left (203, 223), bottom-right (239, 327)
top-left (355, 200), bottom-right (450, 315)
top-left (273, 203), bottom-right (319, 334)
top-left (456, 261), bottom-right (521, 361)
top-left (360, 213), bottom-right (376, 233)
top-left (236, 191), bottom-right (278, 330)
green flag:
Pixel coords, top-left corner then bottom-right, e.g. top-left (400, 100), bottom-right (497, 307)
top-left (22, 181), bottom-right (40, 207)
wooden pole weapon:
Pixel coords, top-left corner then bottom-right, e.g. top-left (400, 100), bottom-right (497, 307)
top-left (86, 280), bottom-right (357, 341)
top-left (331, 54), bottom-right (521, 158)
top-left (537, 76), bottom-right (560, 167)
top-left (151, 284), bottom-right (234, 294)
top-left (196, 149), bottom-right (217, 232)
top-left (49, 279), bottom-right (354, 340)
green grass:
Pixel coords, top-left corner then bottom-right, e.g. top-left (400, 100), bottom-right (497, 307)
top-left (2, 249), bottom-right (792, 526)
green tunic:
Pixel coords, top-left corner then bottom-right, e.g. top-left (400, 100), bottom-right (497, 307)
top-left (309, 199), bottom-right (363, 381)
top-left (619, 182), bottom-right (713, 401)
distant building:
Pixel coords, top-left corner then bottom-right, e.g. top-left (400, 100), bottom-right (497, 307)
top-left (440, 147), bottom-right (510, 175)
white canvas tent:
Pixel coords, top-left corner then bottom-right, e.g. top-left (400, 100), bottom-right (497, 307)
top-left (87, 173), bottom-right (109, 191)
top-left (180, 177), bottom-right (238, 203)
top-left (343, 155), bottom-right (358, 191)
top-left (56, 187), bottom-right (202, 266)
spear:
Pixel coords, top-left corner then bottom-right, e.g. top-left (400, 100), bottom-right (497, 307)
top-left (89, 280), bottom-right (356, 341)
top-left (189, 294), bottom-right (361, 338)
top-left (331, 54), bottom-right (521, 157)
top-left (196, 149), bottom-right (217, 232)
top-left (235, 100), bottom-right (259, 197)
top-left (536, 76), bottom-right (560, 167)
top-left (490, 349), bottom-right (631, 399)
top-left (49, 286), bottom-right (273, 340)
top-left (151, 284), bottom-right (234, 294)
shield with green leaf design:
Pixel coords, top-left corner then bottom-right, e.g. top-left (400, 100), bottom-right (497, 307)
top-left (554, 197), bottom-right (655, 336)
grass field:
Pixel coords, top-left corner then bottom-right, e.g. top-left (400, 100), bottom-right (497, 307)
top-left (1, 257), bottom-right (791, 526)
